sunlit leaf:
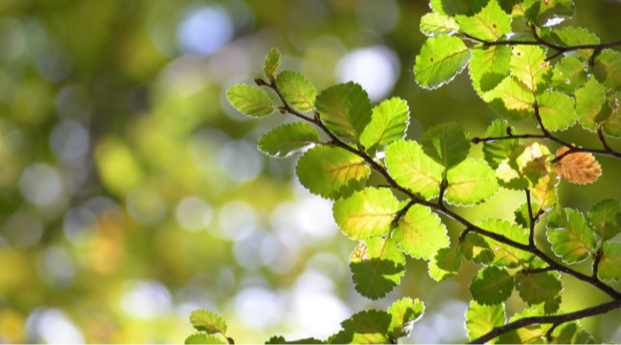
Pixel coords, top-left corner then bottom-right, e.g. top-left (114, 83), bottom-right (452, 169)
top-left (387, 298), bottom-right (425, 339)
top-left (482, 120), bottom-right (521, 169)
top-left (359, 97), bottom-right (409, 152)
top-left (264, 48), bottom-right (281, 80)
top-left (446, 158), bottom-right (499, 206)
top-left (334, 310), bottom-right (392, 344)
top-left (266, 336), bottom-right (323, 344)
top-left (547, 207), bottom-right (596, 264)
top-left (277, 71), bottom-right (317, 112)
top-left (524, 0), bottom-right (574, 26)
top-left (510, 45), bottom-right (550, 92)
top-left (515, 202), bottom-right (540, 229)
top-left (226, 84), bottom-right (274, 117)
top-left (587, 199), bottom-right (621, 240)
top-left (428, 245), bottom-right (461, 281)
top-left (484, 77), bottom-right (534, 120)
top-left (350, 236), bottom-right (405, 299)
top-left (414, 36), bottom-right (472, 89)
top-left (542, 27), bottom-right (599, 60)
top-left (554, 147), bottom-right (602, 185)
top-left (531, 172), bottom-right (560, 210)
top-left (575, 78), bottom-right (621, 138)
top-left (597, 242), bottom-right (621, 281)
top-left (259, 122), bottom-right (320, 158)
top-left (420, 122), bottom-right (470, 169)
top-left (469, 266), bottom-right (514, 305)
top-left (536, 92), bottom-right (576, 131)
top-left (316, 82), bottom-right (372, 143)
top-left (185, 333), bottom-right (228, 345)
top-left (550, 56), bottom-right (587, 93)
top-left (497, 307), bottom-right (546, 344)
top-left (333, 188), bottom-right (399, 240)
top-left (190, 309), bottom-right (227, 334)
top-left (461, 232), bottom-right (495, 264)
top-left (430, 0), bottom-right (489, 16)
top-left (477, 219), bottom-right (533, 267)
top-left (296, 146), bottom-right (370, 200)
top-left (456, 0), bottom-right (512, 41)
top-left (393, 204), bottom-right (448, 260)
top-left (465, 301), bottom-right (505, 343)
top-left (549, 322), bottom-right (595, 344)
top-left (470, 45), bottom-right (512, 95)
top-left (384, 140), bottom-right (444, 200)
top-left (420, 12), bottom-right (460, 37)
top-left (593, 49), bottom-right (621, 90)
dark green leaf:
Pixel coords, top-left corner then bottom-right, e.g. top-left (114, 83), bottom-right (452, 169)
top-left (593, 49), bottom-right (621, 90)
top-left (588, 199), bottom-right (621, 240)
top-left (549, 322), bottom-right (595, 344)
top-left (387, 298), bottom-right (425, 339)
top-left (334, 310), bottom-right (392, 344)
top-left (259, 122), bottom-right (320, 158)
top-left (430, 0), bottom-right (489, 16)
top-left (460, 232), bottom-right (494, 264)
top-left (515, 271), bottom-right (563, 310)
top-left (420, 122), bottom-right (470, 169)
top-left (469, 266), bottom-right (514, 305)
top-left (550, 56), bottom-right (587, 93)
top-left (598, 242), bottom-right (621, 281)
top-left (470, 45), bottom-right (512, 95)
top-left (266, 336), bottom-right (324, 344)
top-left (482, 119), bottom-right (521, 169)
top-left (542, 27), bottom-right (599, 61)
top-left (428, 245), bottom-right (461, 281)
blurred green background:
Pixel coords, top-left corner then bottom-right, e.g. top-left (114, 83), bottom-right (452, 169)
top-left (1, 0), bottom-right (621, 343)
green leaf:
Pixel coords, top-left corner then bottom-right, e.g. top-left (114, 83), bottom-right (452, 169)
top-left (575, 78), bottom-right (621, 138)
top-left (420, 122), bottom-right (470, 169)
top-left (259, 122), bottom-right (320, 158)
top-left (387, 298), bottom-right (425, 339)
top-left (550, 56), bottom-right (588, 93)
top-left (515, 271), bottom-right (563, 309)
top-left (341, 310), bottom-right (391, 333)
top-left (277, 71), bottom-right (317, 112)
top-left (456, 0), bottom-right (512, 41)
top-left (497, 307), bottom-right (546, 344)
top-left (461, 232), bottom-right (495, 264)
top-left (316, 82), bottom-right (372, 143)
top-left (524, 0), bottom-right (574, 26)
top-left (264, 48), bottom-right (280, 80)
top-left (384, 140), bottom-right (444, 200)
top-left (414, 36), bottom-right (472, 89)
top-left (497, 143), bottom-right (551, 190)
top-left (469, 266), bottom-right (514, 305)
top-left (510, 45), bottom-right (550, 93)
top-left (470, 45), bottom-right (512, 95)
top-left (266, 336), bottom-right (323, 344)
top-left (598, 242), bottom-right (621, 281)
top-left (430, 0), bottom-right (489, 16)
top-left (428, 245), bottom-right (461, 281)
top-left (465, 301), bottom-right (506, 343)
top-left (536, 92), bottom-right (576, 131)
top-left (482, 120), bottom-right (521, 169)
top-left (484, 77), bottom-right (534, 121)
top-left (542, 27), bottom-right (599, 61)
top-left (531, 173), bottom-right (560, 211)
top-left (515, 202), bottom-right (540, 229)
top-left (359, 97), bottom-right (409, 152)
top-left (226, 84), bottom-right (274, 117)
top-left (477, 219), bottom-right (533, 267)
top-left (593, 49), bottom-right (621, 90)
top-left (588, 199), bottom-right (621, 241)
top-left (549, 322), bottom-right (595, 344)
top-left (393, 204), bottom-right (449, 260)
top-left (333, 188), bottom-right (399, 240)
top-left (185, 333), bottom-right (229, 345)
top-left (547, 207), bottom-right (596, 264)
top-left (350, 237), bottom-right (405, 300)
top-left (420, 13), bottom-right (460, 37)
top-left (190, 310), bottom-right (227, 334)
top-left (296, 146), bottom-right (370, 200)
top-left (446, 158), bottom-right (500, 206)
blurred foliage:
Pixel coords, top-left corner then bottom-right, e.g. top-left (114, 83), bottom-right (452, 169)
top-left (1, 0), bottom-right (621, 343)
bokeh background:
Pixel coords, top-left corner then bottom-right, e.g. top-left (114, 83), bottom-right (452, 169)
top-left (1, 0), bottom-right (621, 343)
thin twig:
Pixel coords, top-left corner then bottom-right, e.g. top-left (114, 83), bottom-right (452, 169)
top-left (525, 190), bottom-right (535, 247)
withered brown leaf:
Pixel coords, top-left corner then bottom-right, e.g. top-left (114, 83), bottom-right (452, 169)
top-left (554, 146), bottom-right (602, 185)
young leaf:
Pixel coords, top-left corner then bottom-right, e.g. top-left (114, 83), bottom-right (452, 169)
top-left (445, 158), bottom-right (500, 206)
top-left (226, 84), bottom-right (274, 117)
top-left (384, 140), bottom-right (444, 200)
top-left (465, 301), bottom-right (506, 343)
top-left (387, 298), bottom-right (425, 339)
top-left (469, 266), bottom-right (514, 305)
top-left (554, 147), bottom-right (602, 185)
top-left (359, 97), bottom-right (409, 152)
top-left (296, 146), bottom-right (370, 200)
top-left (510, 45), bottom-right (550, 93)
top-left (428, 245), bottom-right (461, 282)
top-left (420, 122), bottom-right (470, 169)
top-left (548, 322), bottom-right (595, 344)
top-left (259, 122), bottom-right (320, 158)
top-left (587, 199), bottom-right (621, 240)
top-left (547, 207), bottom-right (596, 264)
top-left (593, 49), bottom-right (621, 90)
top-left (542, 27), bottom-right (599, 61)
top-left (455, 0), bottom-right (512, 41)
top-left (597, 242), bottom-right (621, 281)
top-left (333, 188), bottom-right (399, 240)
top-left (531, 172), bottom-right (560, 210)
top-left (190, 309), bottom-right (227, 334)
top-left (550, 56), bottom-right (587, 93)
top-left (277, 71), bottom-right (317, 112)
top-left (420, 12), bottom-right (460, 37)
top-left (536, 92), bottom-right (576, 131)
top-left (393, 204), bottom-right (449, 260)
top-left (264, 48), bottom-right (281, 80)
top-left (515, 271), bottom-right (563, 308)
top-left (350, 237), bottom-right (405, 299)
top-left (337, 310), bottom-right (392, 344)
top-left (482, 120), bottom-right (521, 169)
top-left (470, 45), bottom-right (512, 95)
top-left (185, 333), bottom-right (229, 345)
top-left (316, 82), bottom-right (372, 143)
top-left (414, 36), bottom-right (472, 89)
